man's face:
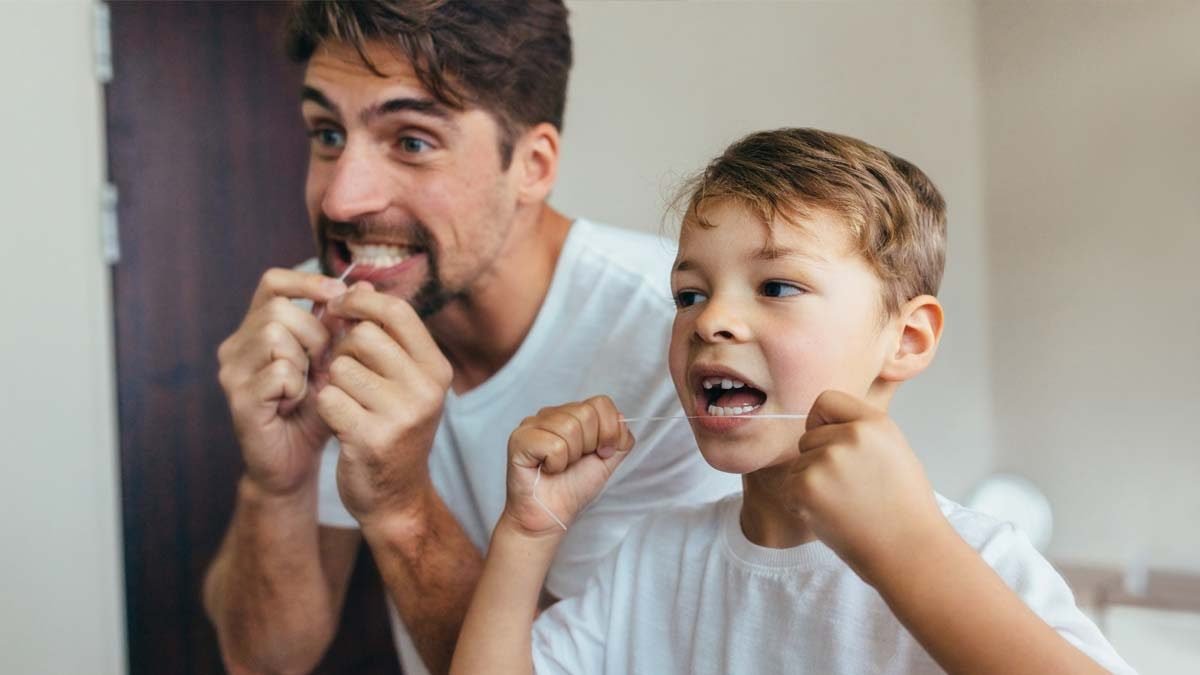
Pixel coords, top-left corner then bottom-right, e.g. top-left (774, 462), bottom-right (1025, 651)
top-left (301, 42), bottom-right (520, 317)
top-left (667, 200), bottom-right (893, 474)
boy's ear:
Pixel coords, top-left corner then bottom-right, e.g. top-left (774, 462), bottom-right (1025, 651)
top-left (879, 295), bottom-right (944, 383)
top-left (512, 122), bottom-right (560, 205)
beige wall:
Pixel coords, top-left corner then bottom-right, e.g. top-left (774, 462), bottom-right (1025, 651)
top-left (557, 0), bottom-right (996, 500)
top-left (979, 0), bottom-right (1200, 572)
top-left (0, 2), bottom-right (126, 674)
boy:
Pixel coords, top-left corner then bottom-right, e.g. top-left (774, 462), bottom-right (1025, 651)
top-left (450, 129), bottom-right (1134, 673)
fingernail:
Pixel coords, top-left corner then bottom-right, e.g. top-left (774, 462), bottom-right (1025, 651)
top-left (597, 446), bottom-right (616, 459)
top-left (323, 279), bottom-right (347, 295)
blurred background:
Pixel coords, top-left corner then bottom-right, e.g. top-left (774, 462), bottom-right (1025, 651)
top-left (2, 1), bottom-right (1196, 673)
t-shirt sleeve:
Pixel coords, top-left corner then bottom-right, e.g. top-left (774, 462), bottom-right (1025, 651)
top-left (542, 408), bottom-right (739, 599)
top-left (316, 438), bottom-right (358, 528)
top-left (978, 523), bottom-right (1137, 674)
top-left (532, 539), bottom-right (619, 674)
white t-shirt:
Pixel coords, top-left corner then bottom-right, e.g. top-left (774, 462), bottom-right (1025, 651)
top-left (532, 493), bottom-right (1136, 675)
top-left (314, 219), bottom-right (741, 675)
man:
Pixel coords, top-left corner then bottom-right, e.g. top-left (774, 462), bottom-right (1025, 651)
top-left (202, 2), bottom-right (737, 674)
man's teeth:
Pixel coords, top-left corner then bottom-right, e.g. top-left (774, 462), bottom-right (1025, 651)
top-left (346, 242), bottom-right (415, 267)
top-left (702, 376), bottom-right (746, 390)
top-left (707, 403), bottom-right (760, 417)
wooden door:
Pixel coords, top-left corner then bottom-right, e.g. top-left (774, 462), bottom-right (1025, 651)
top-left (105, 2), bottom-right (400, 673)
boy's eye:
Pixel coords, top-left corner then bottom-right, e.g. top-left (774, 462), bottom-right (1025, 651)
top-left (674, 290), bottom-right (708, 308)
top-left (399, 136), bottom-right (432, 154)
top-left (308, 127), bottom-right (346, 150)
top-left (762, 281), bottom-right (804, 298)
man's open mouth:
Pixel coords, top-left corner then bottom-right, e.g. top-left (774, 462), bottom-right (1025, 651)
top-left (697, 373), bottom-right (768, 417)
top-left (332, 239), bottom-right (425, 269)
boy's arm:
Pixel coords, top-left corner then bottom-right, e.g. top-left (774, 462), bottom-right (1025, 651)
top-left (450, 396), bottom-right (634, 675)
top-left (793, 391), bottom-right (1113, 675)
top-left (864, 522), bottom-right (1109, 675)
top-left (451, 518), bottom-right (561, 675)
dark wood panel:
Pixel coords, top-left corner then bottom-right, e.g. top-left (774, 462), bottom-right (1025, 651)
top-left (106, 2), bottom-right (400, 673)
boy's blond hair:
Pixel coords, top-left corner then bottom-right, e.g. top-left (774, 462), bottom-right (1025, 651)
top-left (676, 128), bottom-right (947, 315)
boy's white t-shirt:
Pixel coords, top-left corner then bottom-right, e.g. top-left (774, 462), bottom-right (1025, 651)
top-left (313, 219), bottom-right (741, 675)
top-left (532, 493), bottom-right (1136, 675)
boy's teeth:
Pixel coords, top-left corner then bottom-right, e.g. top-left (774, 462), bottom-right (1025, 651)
top-left (706, 404), bottom-right (759, 417)
top-left (721, 378), bottom-right (734, 389)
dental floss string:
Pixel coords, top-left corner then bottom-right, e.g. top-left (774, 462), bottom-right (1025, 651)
top-left (301, 261), bottom-right (358, 393)
top-left (532, 413), bottom-right (809, 531)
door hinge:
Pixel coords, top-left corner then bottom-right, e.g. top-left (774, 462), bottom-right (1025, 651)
top-left (94, 2), bottom-right (112, 84)
top-left (101, 182), bottom-right (120, 265)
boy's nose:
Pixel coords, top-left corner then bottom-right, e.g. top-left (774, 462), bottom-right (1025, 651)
top-left (320, 144), bottom-right (391, 223)
top-left (693, 299), bottom-right (749, 343)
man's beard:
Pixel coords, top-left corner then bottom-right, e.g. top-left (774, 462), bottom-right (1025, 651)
top-left (316, 215), bottom-right (463, 319)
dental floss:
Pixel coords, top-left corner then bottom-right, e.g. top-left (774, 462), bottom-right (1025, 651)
top-left (532, 413), bottom-right (809, 531)
top-left (300, 261), bottom-right (359, 394)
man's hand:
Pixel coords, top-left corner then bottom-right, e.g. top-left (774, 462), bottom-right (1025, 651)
top-left (316, 283), bottom-right (454, 530)
top-left (217, 268), bottom-right (347, 496)
top-left (502, 396), bottom-right (636, 538)
top-left (787, 390), bottom-right (947, 583)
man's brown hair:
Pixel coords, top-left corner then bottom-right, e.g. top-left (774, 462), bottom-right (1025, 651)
top-left (676, 128), bottom-right (947, 315)
top-left (285, 0), bottom-right (572, 165)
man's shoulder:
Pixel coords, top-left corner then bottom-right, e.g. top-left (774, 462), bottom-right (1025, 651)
top-left (568, 219), bottom-right (677, 296)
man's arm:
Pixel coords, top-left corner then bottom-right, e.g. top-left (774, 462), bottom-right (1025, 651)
top-left (363, 488), bottom-right (486, 675)
top-left (203, 476), bottom-right (360, 674)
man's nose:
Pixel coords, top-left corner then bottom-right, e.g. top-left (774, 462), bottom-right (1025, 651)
top-left (320, 143), bottom-right (390, 223)
top-left (693, 297), bottom-right (749, 343)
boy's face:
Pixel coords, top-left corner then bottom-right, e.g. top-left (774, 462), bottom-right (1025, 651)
top-left (668, 200), bottom-right (895, 473)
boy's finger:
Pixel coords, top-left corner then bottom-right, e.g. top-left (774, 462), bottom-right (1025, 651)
top-left (509, 427), bottom-right (570, 473)
top-left (585, 396), bottom-right (622, 450)
top-left (797, 422), bottom-right (851, 455)
top-left (805, 390), bottom-right (876, 430)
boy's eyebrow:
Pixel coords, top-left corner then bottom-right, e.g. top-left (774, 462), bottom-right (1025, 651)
top-left (753, 244), bottom-right (828, 264)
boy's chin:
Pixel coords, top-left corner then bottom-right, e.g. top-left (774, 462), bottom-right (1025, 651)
top-left (698, 441), bottom-right (797, 475)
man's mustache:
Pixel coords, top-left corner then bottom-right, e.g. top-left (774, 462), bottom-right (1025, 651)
top-left (318, 215), bottom-right (431, 246)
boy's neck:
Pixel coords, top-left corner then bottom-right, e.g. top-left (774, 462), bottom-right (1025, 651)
top-left (739, 467), bottom-right (819, 549)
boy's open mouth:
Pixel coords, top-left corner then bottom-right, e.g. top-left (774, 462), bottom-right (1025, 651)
top-left (694, 370), bottom-right (768, 417)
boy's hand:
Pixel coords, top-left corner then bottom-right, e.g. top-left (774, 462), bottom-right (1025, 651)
top-left (787, 390), bottom-right (948, 583)
top-left (502, 396), bottom-right (635, 538)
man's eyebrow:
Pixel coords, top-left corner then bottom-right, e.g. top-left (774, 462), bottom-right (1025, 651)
top-left (301, 86), bottom-right (339, 116)
top-left (363, 97), bottom-right (456, 128)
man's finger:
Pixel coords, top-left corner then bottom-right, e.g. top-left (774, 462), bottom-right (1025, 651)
top-left (250, 268), bottom-right (348, 311)
top-left (327, 355), bottom-right (394, 413)
top-left (326, 287), bottom-right (446, 372)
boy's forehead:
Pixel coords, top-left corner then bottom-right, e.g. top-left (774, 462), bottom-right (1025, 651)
top-left (678, 199), bottom-right (851, 261)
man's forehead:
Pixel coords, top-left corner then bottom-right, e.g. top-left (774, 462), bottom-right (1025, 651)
top-left (304, 41), bottom-right (429, 99)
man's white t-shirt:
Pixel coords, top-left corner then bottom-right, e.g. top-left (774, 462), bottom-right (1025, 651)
top-left (531, 493), bottom-right (1136, 675)
top-left (314, 219), bottom-right (741, 675)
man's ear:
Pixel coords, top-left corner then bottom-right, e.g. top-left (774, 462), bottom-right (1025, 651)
top-left (879, 294), bottom-right (944, 383)
top-left (512, 122), bottom-right (560, 205)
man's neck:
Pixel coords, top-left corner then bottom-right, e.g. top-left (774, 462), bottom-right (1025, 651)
top-left (426, 205), bottom-right (573, 394)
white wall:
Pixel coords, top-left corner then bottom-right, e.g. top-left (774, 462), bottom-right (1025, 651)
top-left (0, 2), bottom-right (126, 674)
top-left (556, 0), bottom-right (996, 500)
top-left (979, 0), bottom-right (1200, 572)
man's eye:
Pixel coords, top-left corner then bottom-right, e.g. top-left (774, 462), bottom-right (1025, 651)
top-left (399, 137), bottom-right (432, 154)
top-left (308, 127), bottom-right (346, 150)
top-left (762, 281), bottom-right (804, 298)
top-left (674, 290), bottom-right (708, 308)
